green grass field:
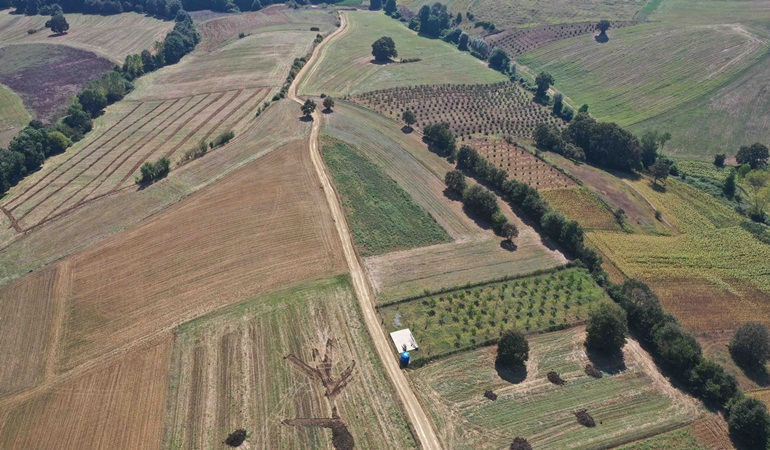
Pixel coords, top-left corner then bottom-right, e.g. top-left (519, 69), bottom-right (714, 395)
top-left (518, 23), bottom-right (768, 128)
top-left (0, 84), bottom-right (30, 147)
top-left (321, 137), bottom-right (451, 256)
top-left (379, 268), bottom-right (607, 363)
top-left (412, 326), bottom-right (699, 449)
top-left (298, 11), bottom-right (506, 97)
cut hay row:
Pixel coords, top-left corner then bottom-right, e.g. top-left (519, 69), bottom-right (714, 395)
top-left (352, 82), bottom-right (561, 141)
top-left (4, 87), bottom-right (271, 231)
top-left (486, 21), bottom-right (638, 58)
top-left (470, 139), bottom-right (575, 190)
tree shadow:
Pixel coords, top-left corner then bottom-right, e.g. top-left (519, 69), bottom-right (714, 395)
top-left (585, 346), bottom-right (626, 375)
top-left (401, 125), bottom-right (413, 134)
top-left (739, 363), bottom-right (770, 387)
top-left (500, 240), bottom-right (517, 252)
top-left (299, 115), bottom-right (314, 122)
top-left (650, 182), bottom-right (667, 193)
top-left (594, 33), bottom-right (609, 43)
top-left (322, 108), bottom-right (333, 114)
top-left (369, 58), bottom-right (392, 65)
top-left (495, 360), bottom-right (527, 384)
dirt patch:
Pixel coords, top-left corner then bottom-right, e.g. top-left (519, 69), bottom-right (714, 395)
top-left (574, 409), bottom-right (596, 427)
top-left (484, 390), bottom-right (498, 401)
top-left (225, 429), bottom-right (247, 447)
top-left (547, 371), bottom-right (565, 385)
top-left (0, 44), bottom-right (113, 123)
top-left (584, 364), bottom-right (603, 378)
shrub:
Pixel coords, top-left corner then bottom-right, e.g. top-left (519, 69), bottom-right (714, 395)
top-left (575, 409), bottom-right (596, 427)
top-left (213, 130), bottom-right (235, 147)
top-left (136, 157), bottom-right (171, 184)
top-left (225, 429), bottom-right (247, 447)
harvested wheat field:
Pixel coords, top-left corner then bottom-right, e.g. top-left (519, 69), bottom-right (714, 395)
top-left (57, 140), bottom-right (345, 371)
top-left (0, 337), bottom-right (171, 450)
top-left (164, 276), bottom-right (415, 449)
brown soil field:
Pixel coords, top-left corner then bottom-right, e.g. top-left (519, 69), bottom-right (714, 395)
top-left (0, 44), bottom-right (113, 123)
top-left (0, 265), bottom-right (61, 398)
top-left (0, 336), bottom-right (171, 450)
top-left (0, 11), bottom-right (172, 62)
top-left (470, 139), bottom-right (576, 190)
top-left (352, 82), bottom-right (561, 142)
top-left (163, 277), bottom-right (415, 449)
top-left (486, 21), bottom-right (638, 57)
top-left (323, 102), bottom-right (566, 303)
top-left (57, 140), bottom-right (345, 371)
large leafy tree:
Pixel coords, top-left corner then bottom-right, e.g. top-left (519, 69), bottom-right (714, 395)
top-left (729, 397), bottom-right (770, 448)
top-left (371, 36), bottom-right (397, 61)
top-left (497, 328), bottom-right (529, 367)
top-left (730, 322), bottom-right (770, 368)
top-left (301, 99), bottom-right (316, 117)
top-left (535, 72), bottom-right (554, 99)
top-left (596, 19), bottom-right (611, 35)
top-left (48, 13), bottom-right (69, 34)
top-left (585, 301), bottom-right (628, 353)
top-left (736, 142), bottom-right (769, 169)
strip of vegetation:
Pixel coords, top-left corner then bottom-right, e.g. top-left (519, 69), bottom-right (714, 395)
top-left (0, 12), bottom-right (199, 195)
top-left (380, 268), bottom-right (608, 366)
top-left (136, 157), bottom-right (170, 184)
top-left (321, 137), bottom-right (451, 256)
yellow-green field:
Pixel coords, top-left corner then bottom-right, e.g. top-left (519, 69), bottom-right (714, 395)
top-left (0, 84), bottom-right (29, 147)
top-left (299, 11), bottom-right (506, 97)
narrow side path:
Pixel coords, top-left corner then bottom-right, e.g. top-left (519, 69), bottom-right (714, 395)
top-left (288, 11), bottom-right (444, 450)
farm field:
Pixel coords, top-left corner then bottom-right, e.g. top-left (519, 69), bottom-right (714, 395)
top-left (468, 0), bottom-right (647, 28)
top-left (615, 427), bottom-right (704, 450)
top-left (298, 11), bottom-right (506, 97)
top-left (164, 276), bottom-right (416, 449)
top-left (0, 44), bottom-right (113, 123)
top-left (412, 326), bottom-right (700, 449)
top-left (379, 268), bottom-right (607, 363)
top-left (470, 139), bottom-right (576, 190)
top-left (321, 137), bottom-right (451, 256)
top-left (0, 337), bottom-right (171, 450)
top-left (0, 84), bottom-right (29, 147)
top-left (486, 21), bottom-right (638, 58)
top-left (650, 0), bottom-right (770, 28)
top-left (353, 82), bottom-right (561, 141)
top-left (0, 10), bottom-right (172, 62)
top-left (56, 140), bottom-right (345, 371)
top-left (542, 187), bottom-right (622, 231)
top-left (322, 102), bottom-right (567, 303)
top-left (0, 8), bottom-right (332, 235)
top-left (517, 23), bottom-right (768, 128)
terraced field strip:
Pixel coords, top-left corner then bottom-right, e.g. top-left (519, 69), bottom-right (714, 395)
top-left (352, 82), bottom-right (560, 141)
top-left (518, 23), bottom-right (768, 126)
top-left (412, 327), bottom-right (701, 449)
top-left (471, 139), bottom-right (576, 190)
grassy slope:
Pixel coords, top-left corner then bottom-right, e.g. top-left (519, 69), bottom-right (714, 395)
top-left (298, 10), bottom-right (506, 97)
top-left (379, 268), bottom-right (606, 362)
top-left (164, 276), bottom-right (416, 449)
top-left (322, 137), bottom-right (451, 256)
top-left (0, 84), bottom-right (30, 147)
top-left (518, 23), bottom-right (767, 128)
top-left (412, 326), bottom-right (698, 449)
top-left (0, 11), bottom-right (172, 63)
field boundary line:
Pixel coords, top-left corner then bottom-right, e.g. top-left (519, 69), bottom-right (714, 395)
top-left (45, 260), bottom-right (72, 379)
top-left (192, 88), bottom-right (265, 149)
top-left (0, 205), bottom-right (21, 233)
top-left (289, 11), bottom-right (443, 450)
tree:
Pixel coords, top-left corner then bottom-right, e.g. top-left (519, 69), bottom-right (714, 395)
top-left (585, 301), bottom-right (628, 353)
top-left (736, 142), bottom-right (769, 169)
top-left (384, 0), bottom-right (396, 14)
top-left (78, 89), bottom-right (107, 117)
top-left (444, 170), bottom-right (466, 194)
top-left (469, 38), bottom-right (490, 59)
top-left (596, 19), bottom-right (611, 35)
top-left (501, 222), bottom-right (518, 243)
top-left (497, 328), bottom-right (529, 367)
top-left (552, 93), bottom-right (563, 117)
top-left (369, 0), bottom-right (381, 10)
top-left (371, 36), bottom-right (397, 61)
top-left (535, 71), bottom-right (554, 99)
top-left (323, 96), bottom-right (335, 112)
top-left (488, 48), bottom-right (510, 73)
top-left (730, 322), bottom-right (770, 369)
top-left (463, 184), bottom-right (499, 220)
top-left (402, 110), bottom-right (416, 129)
top-left (458, 32), bottom-right (469, 50)
top-left (578, 103), bottom-right (589, 113)
top-left (658, 131), bottom-right (672, 152)
top-left (744, 170), bottom-right (770, 218)
top-left (729, 397), bottom-right (770, 448)
top-left (640, 130), bottom-right (659, 169)
top-left (714, 153), bottom-right (726, 167)
top-left (46, 130), bottom-right (71, 155)
top-left (649, 159), bottom-right (669, 186)
top-left (689, 360), bottom-right (738, 408)
top-left (423, 122), bottom-right (456, 157)
top-left (48, 13), bottom-right (69, 34)
top-left (611, 279), bottom-right (666, 344)
top-left (301, 99), bottom-right (316, 117)
top-left (723, 168), bottom-right (737, 199)
top-left (654, 322), bottom-right (702, 375)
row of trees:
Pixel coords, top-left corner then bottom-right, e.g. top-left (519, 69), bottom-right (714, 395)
top-left (0, 11), bottom-right (199, 197)
top-left (445, 170), bottom-right (518, 241)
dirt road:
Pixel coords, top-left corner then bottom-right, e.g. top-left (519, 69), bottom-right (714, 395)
top-left (288, 12), bottom-right (444, 450)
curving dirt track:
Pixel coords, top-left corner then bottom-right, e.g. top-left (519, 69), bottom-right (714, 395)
top-left (288, 11), bottom-right (443, 450)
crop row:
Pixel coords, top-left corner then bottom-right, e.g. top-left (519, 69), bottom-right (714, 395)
top-left (352, 82), bottom-right (560, 140)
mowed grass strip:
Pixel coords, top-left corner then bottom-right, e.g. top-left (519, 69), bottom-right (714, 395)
top-left (518, 23), bottom-right (767, 127)
top-left (412, 327), bottom-right (699, 449)
top-left (380, 268), bottom-right (607, 363)
top-left (298, 10), bottom-right (506, 97)
top-left (322, 137), bottom-right (451, 256)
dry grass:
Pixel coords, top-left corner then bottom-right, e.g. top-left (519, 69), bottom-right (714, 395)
top-left (163, 276), bottom-right (415, 449)
top-left (58, 140), bottom-right (345, 371)
top-left (542, 187), bottom-right (621, 231)
top-left (0, 336), bottom-right (171, 450)
top-left (0, 11), bottom-right (172, 62)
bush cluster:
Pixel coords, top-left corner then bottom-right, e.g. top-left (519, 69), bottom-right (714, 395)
top-left (136, 157), bottom-right (171, 184)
